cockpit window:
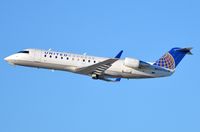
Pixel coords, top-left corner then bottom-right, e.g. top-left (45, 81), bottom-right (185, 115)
top-left (18, 51), bottom-right (29, 54)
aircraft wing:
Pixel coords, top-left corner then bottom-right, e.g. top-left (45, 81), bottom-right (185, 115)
top-left (76, 50), bottom-right (123, 76)
top-left (76, 58), bottom-right (118, 76)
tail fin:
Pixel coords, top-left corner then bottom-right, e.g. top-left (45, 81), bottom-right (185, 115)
top-left (154, 47), bottom-right (192, 70)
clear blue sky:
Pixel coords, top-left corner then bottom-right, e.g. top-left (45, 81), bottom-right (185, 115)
top-left (1, 0), bottom-right (200, 132)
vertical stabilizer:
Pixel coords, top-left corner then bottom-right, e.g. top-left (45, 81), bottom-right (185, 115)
top-left (154, 47), bottom-right (192, 70)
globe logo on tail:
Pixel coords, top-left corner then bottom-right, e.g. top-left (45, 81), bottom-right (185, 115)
top-left (154, 53), bottom-right (175, 70)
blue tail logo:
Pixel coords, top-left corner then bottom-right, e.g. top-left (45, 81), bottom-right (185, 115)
top-left (154, 47), bottom-right (192, 70)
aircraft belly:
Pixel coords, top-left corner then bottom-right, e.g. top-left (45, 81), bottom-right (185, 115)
top-left (106, 61), bottom-right (171, 79)
top-left (105, 67), bottom-right (155, 79)
top-left (13, 59), bottom-right (78, 72)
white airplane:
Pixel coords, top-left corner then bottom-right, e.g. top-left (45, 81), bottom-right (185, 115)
top-left (4, 47), bottom-right (192, 82)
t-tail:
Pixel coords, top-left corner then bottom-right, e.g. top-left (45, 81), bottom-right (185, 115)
top-left (153, 47), bottom-right (192, 70)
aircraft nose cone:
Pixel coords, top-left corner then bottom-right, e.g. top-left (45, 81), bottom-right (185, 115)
top-left (4, 55), bottom-right (15, 62)
top-left (4, 56), bottom-right (10, 62)
top-left (4, 55), bottom-right (16, 65)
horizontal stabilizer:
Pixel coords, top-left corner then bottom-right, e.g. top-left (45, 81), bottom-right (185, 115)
top-left (176, 47), bottom-right (193, 55)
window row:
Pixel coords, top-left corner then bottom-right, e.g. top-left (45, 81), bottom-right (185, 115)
top-left (44, 54), bottom-right (96, 63)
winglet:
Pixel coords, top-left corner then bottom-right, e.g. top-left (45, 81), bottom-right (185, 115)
top-left (99, 77), bottom-right (121, 82)
top-left (115, 78), bottom-right (121, 82)
top-left (115, 50), bottom-right (123, 59)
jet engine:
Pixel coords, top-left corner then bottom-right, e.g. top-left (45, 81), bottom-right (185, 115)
top-left (124, 57), bottom-right (140, 68)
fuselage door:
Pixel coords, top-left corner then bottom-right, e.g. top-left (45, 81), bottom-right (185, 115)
top-left (33, 50), bottom-right (42, 62)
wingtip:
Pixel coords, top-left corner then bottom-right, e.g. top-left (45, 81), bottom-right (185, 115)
top-left (115, 78), bottom-right (121, 82)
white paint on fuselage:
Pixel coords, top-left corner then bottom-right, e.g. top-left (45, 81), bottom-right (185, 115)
top-left (4, 49), bottom-right (173, 79)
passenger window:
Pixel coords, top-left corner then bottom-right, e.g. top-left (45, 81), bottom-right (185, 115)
top-left (83, 59), bottom-right (85, 62)
top-left (88, 60), bottom-right (90, 63)
top-left (66, 57), bottom-right (69, 60)
top-left (44, 55), bottom-right (47, 57)
top-left (61, 57), bottom-right (63, 59)
top-left (94, 61), bottom-right (96, 63)
top-left (50, 55), bottom-right (52, 58)
top-left (55, 56), bottom-right (57, 59)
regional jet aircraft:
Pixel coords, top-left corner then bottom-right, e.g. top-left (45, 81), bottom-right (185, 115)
top-left (4, 47), bottom-right (192, 82)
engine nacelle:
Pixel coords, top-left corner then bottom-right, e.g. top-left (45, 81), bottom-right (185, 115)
top-left (124, 57), bottom-right (140, 68)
